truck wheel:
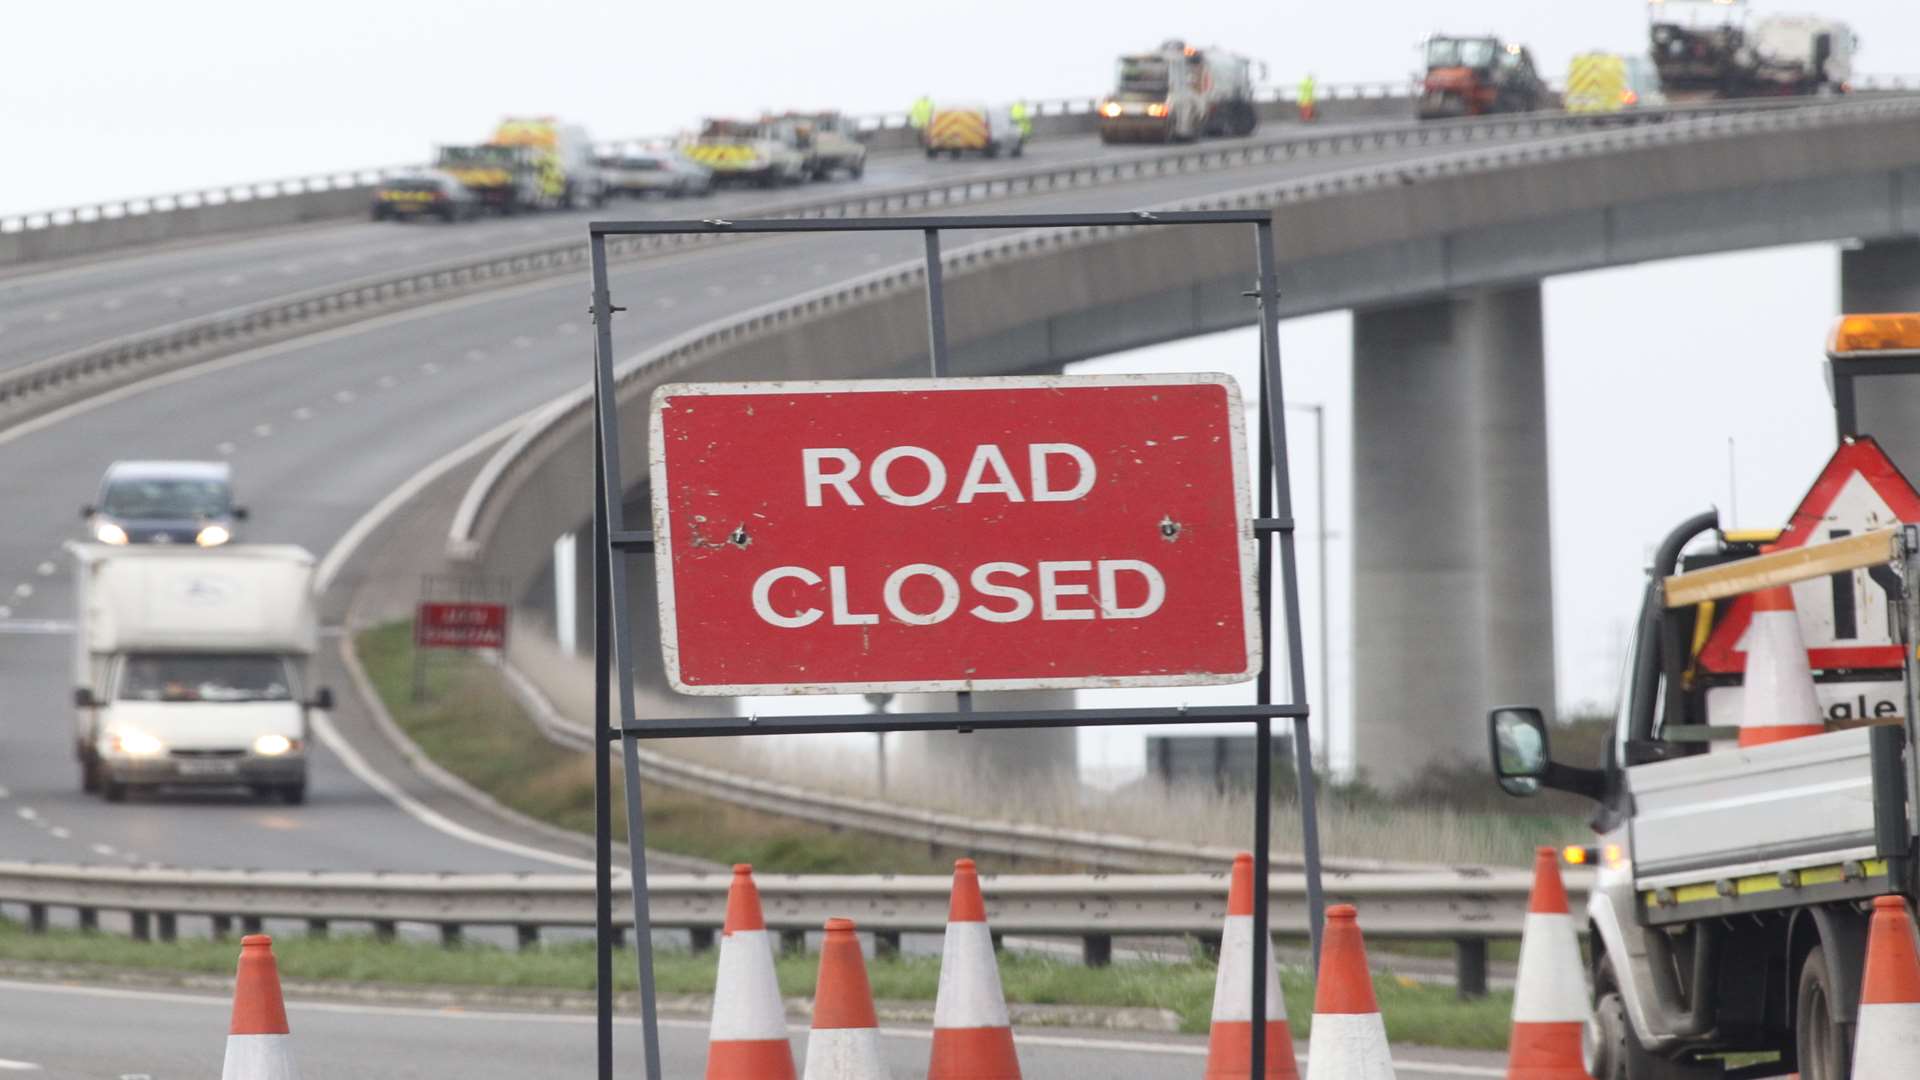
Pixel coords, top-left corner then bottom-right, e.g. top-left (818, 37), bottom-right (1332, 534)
top-left (850, 158), bottom-right (865, 179)
top-left (103, 779), bottom-right (127, 803)
top-left (1591, 956), bottom-right (1717, 1080)
top-left (1796, 946), bottom-right (1854, 1080)
top-left (79, 752), bottom-right (101, 794)
top-left (280, 782), bottom-right (307, 807)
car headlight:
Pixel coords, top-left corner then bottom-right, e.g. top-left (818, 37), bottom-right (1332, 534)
top-left (253, 734), bottom-right (294, 757)
top-left (196, 524), bottom-right (232, 547)
top-left (112, 730), bottom-right (165, 756)
top-left (95, 522), bottom-right (129, 545)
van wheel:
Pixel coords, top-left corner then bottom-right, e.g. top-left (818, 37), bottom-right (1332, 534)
top-left (79, 752), bottom-right (101, 794)
top-left (1796, 946), bottom-right (1853, 1080)
top-left (103, 780), bottom-right (128, 803)
top-left (280, 783), bottom-right (307, 807)
top-left (1591, 956), bottom-right (1717, 1079)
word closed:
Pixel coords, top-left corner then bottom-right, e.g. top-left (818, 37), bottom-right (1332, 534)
top-left (649, 375), bottom-right (1261, 695)
top-left (415, 601), bottom-right (509, 650)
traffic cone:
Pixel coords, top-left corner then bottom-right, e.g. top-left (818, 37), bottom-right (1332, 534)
top-left (928, 858), bottom-right (1021, 1080)
top-left (221, 935), bottom-right (298, 1080)
top-left (1303, 905), bottom-right (1393, 1080)
top-left (1205, 852), bottom-right (1299, 1079)
top-left (1507, 848), bottom-right (1592, 1079)
top-left (1738, 576), bottom-right (1825, 748)
top-left (1852, 894), bottom-right (1920, 1072)
top-left (803, 917), bottom-right (890, 1080)
top-left (708, 864), bottom-right (798, 1080)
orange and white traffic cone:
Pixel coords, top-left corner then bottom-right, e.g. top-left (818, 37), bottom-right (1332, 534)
top-left (1852, 894), bottom-right (1920, 1072)
top-left (803, 917), bottom-right (890, 1080)
top-left (708, 864), bottom-right (798, 1080)
top-left (1507, 847), bottom-right (1591, 1079)
top-left (1205, 852), bottom-right (1299, 1079)
top-left (221, 934), bottom-right (298, 1080)
top-left (1738, 577), bottom-right (1825, 748)
top-left (928, 858), bottom-right (1021, 1080)
top-left (1303, 905), bottom-right (1394, 1080)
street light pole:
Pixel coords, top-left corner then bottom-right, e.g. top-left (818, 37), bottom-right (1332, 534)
top-left (1286, 402), bottom-right (1330, 773)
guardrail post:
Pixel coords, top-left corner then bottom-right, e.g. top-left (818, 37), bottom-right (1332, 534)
top-left (210, 915), bottom-right (233, 940)
top-left (1083, 934), bottom-right (1112, 968)
top-left (373, 920), bottom-right (397, 942)
top-left (156, 913), bottom-right (177, 943)
top-left (517, 925), bottom-right (540, 951)
top-left (689, 927), bottom-right (715, 953)
top-left (874, 930), bottom-right (900, 958)
top-left (1455, 938), bottom-right (1489, 1000)
top-left (130, 911), bottom-right (151, 942)
top-left (27, 904), bottom-right (47, 934)
top-left (242, 915), bottom-right (264, 935)
top-left (77, 908), bottom-right (97, 932)
top-left (780, 929), bottom-right (806, 955)
top-left (306, 918), bottom-right (329, 940)
top-left (1196, 933), bottom-right (1221, 961)
top-left (610, 926), bottom-right (627, 950)
top-left (441, 923), bottom-right (463, 948)
top-left (990, 931), bottom-right (1004, 954)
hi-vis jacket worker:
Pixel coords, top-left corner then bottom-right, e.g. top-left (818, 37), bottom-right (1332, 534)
top-left (909, 96), bottom-right (934, 130)
top-left (1298, 73), bottom-right (1317, 123)
top-left (1010, 101), bottom-right (1033, 138)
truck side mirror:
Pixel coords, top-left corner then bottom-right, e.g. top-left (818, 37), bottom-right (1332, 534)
top-left (1489, 706), bottom-right (1549, 796)
top-left (74, 687), bottom-right (97, 708)
top-left (310, 687), bottom-right (334, 711)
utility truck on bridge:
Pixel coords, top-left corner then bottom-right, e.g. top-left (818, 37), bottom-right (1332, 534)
top-left (1418, 34), bottom-right (1551, 119)
top-left (1096, 39), bottom-right (1261, 144)
top-left (1648, 0), bottom-right (1855, 99)
top-left (70, 544), bottom-right (327, 806)
top-left (1491, 314), bottom-right (1920, 1078)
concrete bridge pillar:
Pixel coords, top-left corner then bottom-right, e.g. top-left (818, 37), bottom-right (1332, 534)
top-left (1350, 283), bottom-right (1556, 792)
top-left (1841, 238), bottom-right (1920, 313)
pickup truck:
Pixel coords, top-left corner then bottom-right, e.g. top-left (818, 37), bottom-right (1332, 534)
top-left (1492, 514), bottom-right (1917, 1080)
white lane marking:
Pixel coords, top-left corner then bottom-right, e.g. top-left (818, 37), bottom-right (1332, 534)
top-left (48, 827), bottom-right (69, 840)
top-left (253, 423), bottom-right (273, 438)
top-left (511, 335), bottom-right (533, 348)
top-left (293, 406), bottom-right (315, 421)
top-left (0, 619), bottom-right (74, 634)
top-left (420, 362), bottom-right (440, 375)
top-left (215, 441), bottom-right (236, 456)
top-left (0, 606), bottom-right (11, 619)
top-left (16, 807), bottom-right (37, 821)
top-left (0, 785), bottom-right (9, 798)
top-left (12, 583), bottom-right (31, 599)
top-left (333, 389), bottom-right (356, 404)
top-left (376, 375), bottom-right (398, 388)
top-left (89, 843), bottom-right (115, 857)
top-left (101, 297), bottom-right (125, 310)
top-left (464, 349), bottom-right (487, 362)
top-left (35, 561), bottom-right (54, 576)
top-left (0, 979), bottom-right (1507, 1075)
top-left (0, 1057), bottom-right (43, 1071)
top-left (311, 713), bottom-right (593, 872)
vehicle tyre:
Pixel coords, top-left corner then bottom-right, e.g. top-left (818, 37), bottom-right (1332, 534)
top-left (280, 782), bottom-right (307, 807)
top-left (1796, 945), bottom-right (1854, 1080)
top-left (925, 146), bottom-right (939, 159)
top-left (370, 206), bottom-right (387, 222)
top-left (103, 779), bottom-right (127, 803)
top-left (79, 752), bottom-right (101, 794)
top-left (1011, 140), bottom-right (1024, 158)
top-left (983, 142), bottom-right (1000, 159)
top-left (1591, 956), bottom-right (1717, 1080)
top-left (850, 158), bottom-right (865, 179)
top-left (439, 206), bottom-right (457, 224)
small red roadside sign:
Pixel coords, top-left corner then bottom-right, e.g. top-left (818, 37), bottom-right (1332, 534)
top-left (648, 374), bottom-right (1260, 695)
top-left (415, 601), bottom-right (509, 650)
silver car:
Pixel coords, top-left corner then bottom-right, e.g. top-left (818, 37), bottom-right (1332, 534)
top-left (601, 153), bottom-right (713, 198)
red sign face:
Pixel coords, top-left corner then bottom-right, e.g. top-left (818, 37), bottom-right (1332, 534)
top-left (415, 601), bottom-right (509, 650)
top-left (648, 375), bottom-right (1260, 695)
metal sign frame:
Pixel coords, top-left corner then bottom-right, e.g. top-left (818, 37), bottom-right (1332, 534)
top-left (584, 210), bottom-right (1324, 1080)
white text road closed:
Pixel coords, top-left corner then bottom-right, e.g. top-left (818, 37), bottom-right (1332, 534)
top-left (648, 375), bottom-right (1260, 695)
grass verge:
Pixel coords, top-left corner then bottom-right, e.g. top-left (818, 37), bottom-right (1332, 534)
top-left (0, 918), bottom-right (1514, 1047)
top-left (355, 622), bottom-right (956, 874)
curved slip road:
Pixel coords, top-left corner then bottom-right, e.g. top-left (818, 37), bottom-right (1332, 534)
top-left (0, 126), bottom-right (1578, 875)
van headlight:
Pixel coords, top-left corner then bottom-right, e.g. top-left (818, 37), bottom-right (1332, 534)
top-left (253, 734), bottom-right (294, 756)
top-left (95, 522), bottom-right (130, 545)
top-left (196, 524), bottom-right (232, 547)
top-left (111, 730), bottom-right (165, 756)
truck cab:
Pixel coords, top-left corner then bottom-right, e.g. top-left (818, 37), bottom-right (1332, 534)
top-left (1488, 315), bottom-right (1920, 1079)
top-left (71, 544), bottom-right (327, 805)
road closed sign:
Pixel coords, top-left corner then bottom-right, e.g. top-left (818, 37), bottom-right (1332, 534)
top-left (648, 375), bottom-right (1261, 695)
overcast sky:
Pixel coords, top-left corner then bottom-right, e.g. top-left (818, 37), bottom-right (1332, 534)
top-left (7, 1), bottom-right (1913, 778)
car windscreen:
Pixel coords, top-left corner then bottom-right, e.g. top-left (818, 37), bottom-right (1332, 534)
top-left (1427, 39), bottom-right (1497, 68)
top-left (118, 654), bottom-right (293, 703)
top-left (1116, 57), bottom-right (1170, 98)
top-left (100, 476), bottom-right (230, 518)
top-left (382, 178), bottom-right (442, 193)
top-left (622, 158), bottom-right (665, 171)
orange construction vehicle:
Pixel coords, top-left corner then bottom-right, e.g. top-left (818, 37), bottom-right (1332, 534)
top-left (1417, 34), bottom-right (1551, 120)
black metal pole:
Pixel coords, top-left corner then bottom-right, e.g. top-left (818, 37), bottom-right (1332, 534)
top-left (1254, 221), bottom-right (1327, 972)
top-left (591, 331), bottom-right (614, 1080)
top-left (1252, 332), bottom-right (1276, 1080)
top-left (923, 228), bottom-right (973, 717)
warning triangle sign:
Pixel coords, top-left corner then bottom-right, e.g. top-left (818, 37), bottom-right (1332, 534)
top-left (1698, 436), bottom-right (1920, 673)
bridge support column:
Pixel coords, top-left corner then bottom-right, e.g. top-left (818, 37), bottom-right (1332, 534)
top-left (1351, 284), bottom-right (1556, 792)
top-left (1841, 238), bottom-right (1920, 313)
